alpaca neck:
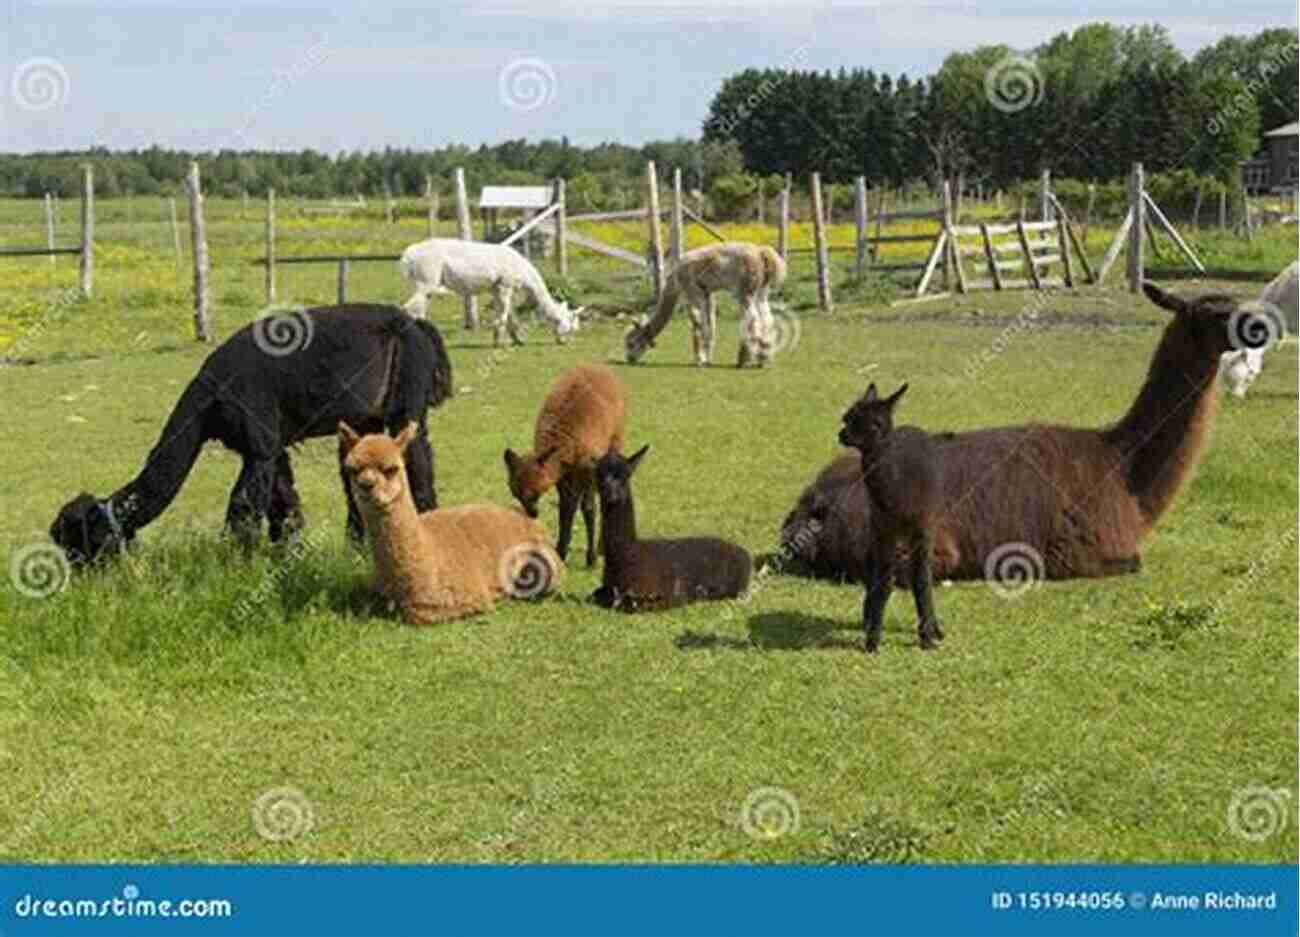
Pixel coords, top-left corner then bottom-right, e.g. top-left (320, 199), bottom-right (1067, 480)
top-left (108, 378), bottom-right (212, 537)
top-left (1104, 319), bottom-right (1219, 525)
top-left (599, 493), bottom-right (639, 576)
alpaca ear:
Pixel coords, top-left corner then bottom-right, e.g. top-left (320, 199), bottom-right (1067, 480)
top-left (885, 383), bottom-right (908, 408)
top-left (338, 421), bottom-right (361, 452)
top-left (626, 444), bottom-right (650, 474)
top-left (864, 383), bottom-right (879, 402)
top-left (393, 422), bottom-right (419, 452)
top-left (503, 448), bottom-right (520, 471)
top-left (1142, 281), bottom-right (1188, 316)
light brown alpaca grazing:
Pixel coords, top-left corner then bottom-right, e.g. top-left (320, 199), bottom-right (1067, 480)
top-left (504, 363), bottom-right (627, 566)
top-left (341, 422), bottom-right (561, 624)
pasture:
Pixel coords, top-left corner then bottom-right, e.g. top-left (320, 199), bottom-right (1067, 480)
top-left (0, 198), bottom-right (1296, 863)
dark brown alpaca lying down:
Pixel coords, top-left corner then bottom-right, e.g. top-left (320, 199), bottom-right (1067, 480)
top-left (781, 282), bottom-right (1244, 582)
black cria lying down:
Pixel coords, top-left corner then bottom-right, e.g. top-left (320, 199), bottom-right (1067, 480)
top-left (49, 304), bottom-right (452, 564)
top-left (839, 383), bottom-right (945, 652)
top-left (591, 445), bottom-right (751, 612)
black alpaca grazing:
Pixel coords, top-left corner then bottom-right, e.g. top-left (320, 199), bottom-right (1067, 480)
top-left (591, 445), bottom-right (752, 612)
top-left (49, 304), bottom-right (453, 564)
top-left (839, 383), bottom-right (944, 652)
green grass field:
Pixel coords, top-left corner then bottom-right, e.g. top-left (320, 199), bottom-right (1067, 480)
top-left (0, 197), bottom-right (1296, 863)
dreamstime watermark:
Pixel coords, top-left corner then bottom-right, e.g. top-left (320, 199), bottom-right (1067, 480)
top-left (229, 526), bottom-right (329, 624)
top-left (232, 35), bottom-right (331, 145)
top-left (962, 298), bottom-right (1045, 382)
top-left (739, 787), bottom-right (801, 841)
top-left (10, 57), bottom-right (70, 112)
top-left (1207, 43), bottom-right (1298, 135)
top-left (1227, 300), bottom-right (1286, 352)
top-left (8, 543), bottom-right (71, 599)
top-left (984, 55), bottom-right (1044, 114)
top-left (1226, 786), bottom-right (1291, 842)
top-left (252, 786), bottom-right (315, 842)
top-left (704, 45), bottom-right (809, 138)
top-left (497, 541), bottom-right (558, 599)
top-left (768, 305), bottom-right (801, 358)
top-left (498, 58), bottom-right (557, 112)
top-left (1211, 523), bottom-right (1297, 621)
top-left (983, 542), bottom-right (1045, 599)
top-left (3, 287), bottom-right (84, 363)
top-left (251, 303), bottom-right (315, 357)
top-left (13, 884), bottom-right (232, 920)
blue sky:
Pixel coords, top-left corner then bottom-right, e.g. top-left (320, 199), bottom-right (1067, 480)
top-left (1, 0), bottom-right (1295, 153)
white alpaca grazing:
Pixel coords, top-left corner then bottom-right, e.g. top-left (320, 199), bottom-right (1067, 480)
top-left (399, 238), bottom-right (583, 347)
top-left (1217, 261), bottom-right (1297, 399)
top-left (625, 241), bottom-right (787, 367)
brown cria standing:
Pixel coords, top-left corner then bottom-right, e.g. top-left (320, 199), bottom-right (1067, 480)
top-left (839, 383), bottom-right (944, 652)
top-left (504, 363), bottom-right (627, 566)
top-left (781, 282), bottom-right (1245, 583)
top-left (592, 445), bottom-right (752, 612)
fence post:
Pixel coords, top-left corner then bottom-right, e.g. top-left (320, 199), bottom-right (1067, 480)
top-left (777, 182), bottom-right (790, 261)
top-left (1241, 188), bottom-right (1254, 243)
top-left (169, 197), bottom-right (182, 266)
top-left (810, 172), bottom-right (833, 314)
top-left (1040, 169), bottom-right (1052, 223)
top-left (454, 167), bottom-right (478, 328)
top-left (854, 176), bottom-right (867, 278)
top-left (756, 177), bottom-right (765, 224)
top-left (337, 258), bottom-right (349, 304)
top-left (44, 192), bottom-right (55, 266)
top-left (1191, 184), bottom-right (1203, 231)
top-left (1084, 184), bottom-right (1096, 245)
top-left (1126, 163), bottom-right (1145, 293)
top-left (553, 177), bottom-right (567, 278)
top-left (671, 167), bottom-right (685, 264)
top-left (79, 165), bottom-right (93, 299)
top-left (426, 175), bottom-right (437, 236)
top-left (646, 161), bottom-right (665, 299)
top-left (186, 162), bottom-right (212, 342)
top-left (265, 188), bottom-right (276, 303)
top-left (1218, 188), bottom-right (1227, 230)
top-left (941, 179), bottom-right (955, 289)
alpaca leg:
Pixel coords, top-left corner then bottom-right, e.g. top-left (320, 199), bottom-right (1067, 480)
top-left (755, 285), bottom-right (774, 366)
top-left (401, 425), bottom-right (437, 512)
top-left (908, 535), bottom-right (942, 649)
top-left (580, 479), bottom-right (597, 568)
top-left (339, 436), bottom-right (366, 546)
top-left (491, 283), bottom-right (509, 349)
top-left (267, 451), bottom-right (304, 544)
top-left (706, 293), bottom-right (718, 362)
top-left (862, 540), bottom-right (894, 653)
top-left (555, 477), bottom-right (579, 562)
top-left (226, 456), bottom-right (275, 551)
top-left (685, 289), bottom-right (709, 366)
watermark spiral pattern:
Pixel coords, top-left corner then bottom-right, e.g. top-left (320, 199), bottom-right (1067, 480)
top-left (498, 542), bottom-right (557, 600)
top-left (984, 56), bottom-right (1044, 114)
top-left (252, 786), bottom-right (315, 842)
top-left (983, 542), bottom-right (1045, 599)
top-left (1226, 786), bottom-right (1290, 842)
top-left (770, 307), bottom-right (801, 357)
top-left (740, 787), bottom-right (801, 841)
top-left (9, 543), bottom-right (71, 599)
top-left (1227, 301), bottom-right (1285, 352)
top-left (252, 306), bottom-right (315, 357)
top-left (11, 58), bottom-right (70, 112)
top-left (498, 58), bottom-right (557, 113)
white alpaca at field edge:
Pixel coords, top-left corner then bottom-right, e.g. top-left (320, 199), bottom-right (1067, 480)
top-left (399, 238), bottom-right (583, 346)
top-left (1217, 260), bottom-right (1298, 399)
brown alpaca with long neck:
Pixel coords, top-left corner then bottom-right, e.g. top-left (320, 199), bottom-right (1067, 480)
top-left (341, 422), bottom-right (560, 624)
top-left (783, 283), bottom-right (1246, 582)
top-left (839, 383), bottom-right (944, 652)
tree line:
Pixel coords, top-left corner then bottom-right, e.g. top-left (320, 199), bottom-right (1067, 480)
top-left (0, 22), bottom-right (1293, 205)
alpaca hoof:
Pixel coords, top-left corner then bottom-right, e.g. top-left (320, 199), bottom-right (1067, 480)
top-left (864, 639), bottom-right (880, 654)
top-left (929, 619), bottom-right (945, 641)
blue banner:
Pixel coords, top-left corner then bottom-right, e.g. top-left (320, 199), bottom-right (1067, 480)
top-left (1, 864), bottom-right (1295, 936)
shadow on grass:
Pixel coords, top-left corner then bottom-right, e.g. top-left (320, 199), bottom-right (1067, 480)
top-left (675, 612), bottom-right (864, 652)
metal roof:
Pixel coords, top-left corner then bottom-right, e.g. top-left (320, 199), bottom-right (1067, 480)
top-left (479, 185), bottom-right (553, 208)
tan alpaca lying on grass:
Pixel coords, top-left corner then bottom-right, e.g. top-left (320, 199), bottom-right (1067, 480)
top-left (340, 422), bottom-right (562, 624)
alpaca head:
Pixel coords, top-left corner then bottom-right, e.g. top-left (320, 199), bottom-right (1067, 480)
top-left (339, 421), bottom-right (418, 514)
top-left (552, 303), bottom-right (585, 343)
top-left (49, 492), bottom-right (127, 565)
top-left (1142, 281), bottom-right (1265, 360)
top-left (624, 317), bottom-right (653, 363)
top-left (503, 446), bottom-right (560, 518)
top-left (779, 489), bottom-right (828, 565)
top-left (839, 383), bottom-right (908, 452)
top-left (595, 444), bottom-right (649, 506)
